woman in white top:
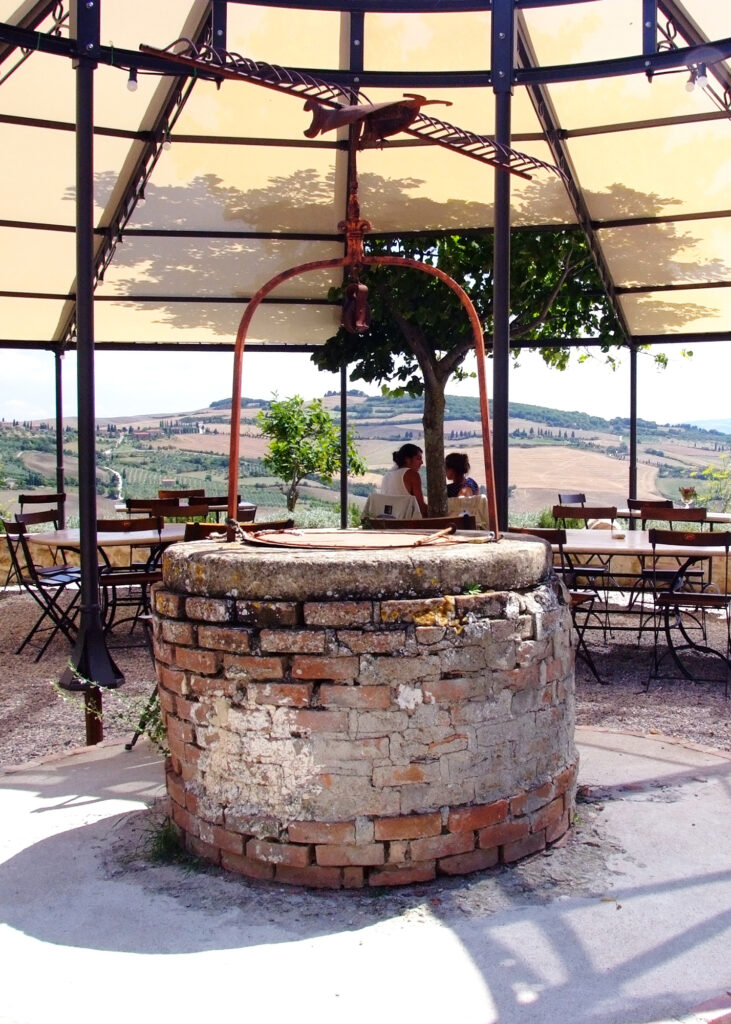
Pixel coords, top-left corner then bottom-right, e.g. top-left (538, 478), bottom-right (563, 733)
top-left (380, 443), bottom-right (428, 516)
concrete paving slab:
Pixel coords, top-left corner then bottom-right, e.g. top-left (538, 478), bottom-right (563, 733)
top-left (0, 726), bottom-right (729, 1024)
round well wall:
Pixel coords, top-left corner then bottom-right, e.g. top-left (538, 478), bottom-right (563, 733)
top-left (152, 536), bottom-right (577, 888)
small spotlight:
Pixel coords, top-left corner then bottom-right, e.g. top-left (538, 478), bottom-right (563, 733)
top-left (127, 68), bottom-right (138, 92)
top-left (696, 63), bottom-right (708, 89)
top-left (162, 132), bottom-right (172, 151)
top-left (685, 70), bottom-right (696, 93)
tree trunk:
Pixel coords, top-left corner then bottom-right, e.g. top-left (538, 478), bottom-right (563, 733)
top-left (422, 380), bottom-right (447, 515)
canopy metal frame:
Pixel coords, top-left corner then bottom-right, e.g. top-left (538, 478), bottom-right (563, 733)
top-left (0, 0), bottom-right (729, 728)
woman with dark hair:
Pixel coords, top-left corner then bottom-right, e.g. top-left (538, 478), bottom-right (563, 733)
top-left (445, 452), bottom-right (479, 498)
top-left (379, 443), bottom-right (428, 516)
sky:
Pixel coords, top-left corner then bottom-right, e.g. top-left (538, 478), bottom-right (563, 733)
top-left (1, 341), bottom-right (729, 430)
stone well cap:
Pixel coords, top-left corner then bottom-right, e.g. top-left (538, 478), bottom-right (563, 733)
top-left (162, 533), bottom-right (552, 601)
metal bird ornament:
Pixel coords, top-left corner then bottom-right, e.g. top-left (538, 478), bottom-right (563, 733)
top-left (303, 93), bottom-right (452, 146)
top-left (140, 40), bottom-right (564, 181)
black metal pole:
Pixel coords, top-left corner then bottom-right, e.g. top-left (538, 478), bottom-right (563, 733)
top-left (628, 343), bottom-right (638, 527)
top-left (54, 349), bottom-right (65, 528)
top-left (338, 10), bottom-right (362, 531)
top-left (340, 363), bottom-right (348, 529)
top-left (492, 0), bottom-right (514, 532)
top-left (59, 39), bottom-right (123, 725)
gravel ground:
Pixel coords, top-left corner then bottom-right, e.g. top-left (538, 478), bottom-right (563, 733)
top-left (0, 589), bottom-right (728, 769)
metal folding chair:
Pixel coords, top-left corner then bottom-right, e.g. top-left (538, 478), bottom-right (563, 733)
top-left (511, 526), bottom-right (604, 683)
top-left (96, 517), bottom-right (164, 634)
top-left (1, 519), bottom-right (81, 661)
top-left (648, 529), bottom-right (731, 694)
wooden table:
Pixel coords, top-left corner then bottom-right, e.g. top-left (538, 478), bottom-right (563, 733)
top-left (562, 528), bottom-right (727, 558)
top-left (26, 523), bottom-right (187, 554)
top-left (617, 508), bottom-right (731, 527)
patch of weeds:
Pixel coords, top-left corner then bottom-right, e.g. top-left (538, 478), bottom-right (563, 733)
top-left (463, 582), bottom-right (484, 595)
top-left (145, 815), bottom-right (200, 869)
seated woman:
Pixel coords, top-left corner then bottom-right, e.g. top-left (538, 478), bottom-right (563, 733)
top-left (445, 452), bottom-right (479, 498)
top-left (380, 443), bottom-right (428, 517)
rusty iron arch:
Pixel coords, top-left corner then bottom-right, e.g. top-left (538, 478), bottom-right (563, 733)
top-left (227, 252), bottom-right (499, 536)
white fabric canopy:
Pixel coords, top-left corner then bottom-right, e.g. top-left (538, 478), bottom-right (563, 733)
top-left (0, 0), bottom-right (729, 351)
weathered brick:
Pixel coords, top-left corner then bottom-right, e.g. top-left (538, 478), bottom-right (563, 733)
top-left (287, 820), bottom-right (355, 845)
top-left (260, 629), bottom-right (326, 654)
top-left (292, 655), bottom-right (358, 680)
top-left (223, 654), bottom-right (284, 680)
top-left (156, 664), bottom-right (188, 696)
top-left (185, 596), bottom-right (232, 623)
top-left (197, 625), bottom-right (251, 654)
top-left (438, 847), bottom-right (499, 875)
top-left (531, 796), bottom-right (565, 833)
top-left (359, 656), bottom-right (440, 688)
top-left (315, 843), bottom-right (385, 867)
top-left (439, 647), bottom-right (487, 674)
top-left (158, 687), bottom-right (176, 715)
top-left (410, 830), bottom-right (474, 862)
top-left (221, 851), bottom-right (274, 880)
top-left (386, 840), bottom-right (409, 863)
top-left (478, 819), bottom-right (530, 850)
top-left (415, 626), bottom-right (447, 645)
top-left (304, 602), bottom-right (373, 627)
top-left (447, 799), bottom-right (509, 833)
top-left (152, 638), bottom-right (175, 666)
top-left (555, 760), bottom-right (579, 795)
top-left (502, 830), bottom-right (546, 863)
top-left (353, 709), bottom-right (408, 737)
top-left (336, 631), bottom-right (407, 654)
top-left (275, 864), bottom-right (342, 888)
top-left (287, 709), bottom-right (348, 733)
top-left (199, 822), bottom-right (244, 856)
top-left (497, 663), bottom-right (542, 692)
top-left (546, 809), bottom-right (570, 844)
top-left (453, 592), bottom-right (509, 617)
top-left (161, 620), bottom-right (195, 645)
top-left (171, 801), bottom-right (199, 836)
top-left (187, 834), bottom-right (221, 864)
top-left (427, 733), bottom-right (469, 756)
top-left (174, 646), bottom-right (220, 675)
top-left (165, 769), bottom-right (186, 808)
top-left (381, 597), bottom-right (456, 626)
top-left (154, 590), bottom-right (185, 618)
top-left (236, 601), bottom-right (299, 627)
top-left (368, 862), bottom-right (436, 887)
top-left (189, 674), bottom-right (237, 697)
top-left (314, 736), bottom-right (390, 761)
top-left (423, 677), bottom-right (478, 703)
top-left (374, 812), bottom-right (442, 841)
top-left (249, 682), bottom-right (312, 707)
top-left (343, 866), bottom-right (365, 888)
top-left (510, 779), bottom-right (555, 817)
top-left (175, 695), bottom-right (208, 725)
top-left (319, 684), bottom-right (391, 710)
top-left (166, 716), bottom-right (195, 745)
top-left (246, 838), bottom-right (311, 866)
top-left (373, 763), bottom-right (440, 787)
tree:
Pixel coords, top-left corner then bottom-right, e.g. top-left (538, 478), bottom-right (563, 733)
top-left (257, 395), bottom-right (367, 512)
top-left (312, 231), bottom-right (621, 513)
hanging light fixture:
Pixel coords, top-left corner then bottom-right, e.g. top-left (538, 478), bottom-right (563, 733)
top-left (696, 63), bottom-right (709, 89)
top-left (127, 68), bottom-right (138, 92)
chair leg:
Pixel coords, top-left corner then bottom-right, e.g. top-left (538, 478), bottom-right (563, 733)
top-left (125, 684), bottom-right (159, 750)
top-left (125, 616), bottom-right (159, 750)
top-left (571, 595), bottom-right (606, 684)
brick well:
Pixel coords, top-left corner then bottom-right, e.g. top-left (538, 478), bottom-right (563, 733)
top-left (153, 533), bottom-right (578, 888)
